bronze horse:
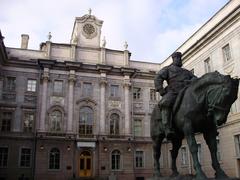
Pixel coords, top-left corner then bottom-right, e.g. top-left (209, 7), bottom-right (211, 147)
top-left (151, 71), bottom-right (239, 180)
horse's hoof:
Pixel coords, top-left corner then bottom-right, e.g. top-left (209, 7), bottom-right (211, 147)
top-left (171, 171), bottom-right (179, 177)
top-left (194, 173), bottom-right (208, 180)
top-left (215, 171), bottom-right (229, 179)
top-left (154, 172), bottom-right (162, 178)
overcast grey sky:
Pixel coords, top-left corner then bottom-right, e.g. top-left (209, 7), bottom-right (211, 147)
top-left (1, 0), bottom-right (229, 63)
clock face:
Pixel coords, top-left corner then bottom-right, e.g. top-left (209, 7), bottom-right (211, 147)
top-left (82, 23), bottom-right (97, 39)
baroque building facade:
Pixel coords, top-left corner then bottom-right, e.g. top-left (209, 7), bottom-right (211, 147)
top-left (1, 1), bottom-right (240, 180)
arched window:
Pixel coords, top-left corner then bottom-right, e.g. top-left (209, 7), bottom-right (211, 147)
top-left (49, 110), bottom-right (62, 132)
top-left (111, 150), bottom-right (120, 170)
top-left (79, 107), bottom-right (93, 135)
top-left (110, 113), bottom-right (119, 135)
top-left (49, 148), bottom-right (60, 169)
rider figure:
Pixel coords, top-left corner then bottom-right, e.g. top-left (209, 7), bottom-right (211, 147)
top-left (155, 52), bottom-right (197, 138)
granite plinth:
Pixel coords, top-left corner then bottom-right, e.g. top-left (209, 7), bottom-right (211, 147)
top-left (146, 175), bottom-right (240, 180)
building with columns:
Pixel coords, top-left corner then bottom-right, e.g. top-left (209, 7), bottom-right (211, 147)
top-left (1, 1), bottom-right (240, 180)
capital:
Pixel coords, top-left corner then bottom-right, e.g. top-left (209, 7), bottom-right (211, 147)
top-left (99, 77), bottom-right (107, 86)
top-left (123, 80), bottom-right (131, 88)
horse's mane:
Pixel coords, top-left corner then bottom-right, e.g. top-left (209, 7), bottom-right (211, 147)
top-left (174, 71), bottom-right (228, 112)
top-left (190, 71), bottom-right (226, 94)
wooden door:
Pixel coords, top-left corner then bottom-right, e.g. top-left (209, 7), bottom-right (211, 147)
top-left (79, 151), bottom-right (92, 177)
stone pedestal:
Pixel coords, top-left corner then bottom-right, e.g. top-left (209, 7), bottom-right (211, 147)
top-left (146, 175), bottom-right (240, 180)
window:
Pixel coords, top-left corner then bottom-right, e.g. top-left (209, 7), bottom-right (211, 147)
top-left (110, 85), bottom-right (119, 97)
top-left (134, 119), bottom-right (142, 137)
top-left (49, 148), bottom-right (60, 169)
top-left (197, 144), bottom-right (202, 163)
top-left (0, 147), bottom-right (8, 167)
top-left (150, 89), bottom-right (156, 101)
top-left (110, 113), bottom-right (119, 135)
top-left (133, 87), bottom-right (141, 100)
top-left (111, 150), bottom-right (120, 170)
top-left (23, 113), bottom-right (34, 132)
top-left (27, 79), bottom-right (37, 92)
top-left (235, 134), bottom-right (240, 157)
top-left (1, 112), bottom-right (12, 132)
top-left (4, 77), bottom-right (16, 91)
top-left (135, 150), bottom-right (144, 168)
top-left (49, 110), bottom-right (62, 132)
top-left (53, 80), bottom-right (63, 94)
top-left (222, 44), bottom-right (232, 62)
top-left (20, 148), bottom-right (31, 167)
top-left (216, 138), bottom-right (221, 161)
top-left (79, 107), bottom-right (93, 135)
top-left (204, 58), bottom-right (211, 73)
top-left (83, 82), bottom-right (93, 97)
top-left (181, 147), bottom-right (188, 165)
top-left (230, 102), bottom-right (237, 114)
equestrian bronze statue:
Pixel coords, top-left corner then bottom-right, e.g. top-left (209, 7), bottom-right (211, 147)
top-left (151, 67), bottom-right (239, 179)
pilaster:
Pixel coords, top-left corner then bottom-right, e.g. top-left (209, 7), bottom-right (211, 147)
top-left (67, 70), bottom-right (76, 133)
top-left (39, 67), bottom-right (49, 132)
top-left (123, 75), bottom-right (131, 135)
top-left (99, 73), bottom-right (107, 134)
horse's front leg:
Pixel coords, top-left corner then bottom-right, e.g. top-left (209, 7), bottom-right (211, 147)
top-left (153, 136), bottom-right (164, 177)
top-left (184, 122), bottom-right (207, 180)
top-left (171, 136), bottom-right (183, 177)
top-left (203, 131), bottom-right (228, 179)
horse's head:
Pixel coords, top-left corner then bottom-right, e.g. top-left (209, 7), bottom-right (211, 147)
top-left (207, 75), bottom-right (239, 126)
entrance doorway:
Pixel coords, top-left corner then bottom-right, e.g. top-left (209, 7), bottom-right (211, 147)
top-left (79, 151), bottom-right (92, 177)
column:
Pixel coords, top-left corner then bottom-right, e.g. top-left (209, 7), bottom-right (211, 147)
top-left (67, 70), bottom-right (76, 133)
top-left (124, 75), bottom-right (131, 135)
top-left (39, 68), bottom-right (49, 132)
top-left (99, 73), bottom-right (107, 134)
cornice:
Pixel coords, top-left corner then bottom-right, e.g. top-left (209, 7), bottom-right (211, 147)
top-left (183, 5), bottom-right (240, 61)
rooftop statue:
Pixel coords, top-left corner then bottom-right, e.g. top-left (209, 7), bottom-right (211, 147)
top-left (151, 52), bottom-right (239, 180)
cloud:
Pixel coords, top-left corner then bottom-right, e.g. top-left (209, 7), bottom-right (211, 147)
top-left (0, 0), bottom-right (229, 63)
top-left (153, 23), bottom-right (201, 62)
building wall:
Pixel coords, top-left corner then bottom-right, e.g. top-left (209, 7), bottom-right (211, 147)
top-left (1, 1), bottom-right (240, 180)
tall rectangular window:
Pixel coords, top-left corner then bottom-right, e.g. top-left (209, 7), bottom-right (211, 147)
top-left (222, 44), bottom-right (232, 62)
top-left (235, 134), bottom-right (240, 157)
top-left (135, 151), bottom-right (144, 168)
top-left (181, 147), bottom-right (188, 165)
top-left (133, 87), bottom-right (141, 100)
top-left (0, 147), bottom-right (8, 167)
top-left (150, 89), bottom-right (156, 101)
top-left (1, 112), bottom-right (12, 132)
top-left (53, 80), bottom-right (63, 94)
top-left (27, 79), bottom-right (37, 92)
top-left (204, 58), bottom-right (211, 73)
top-left (20, 148), bottom-right (31, 167)
top-left (216, 138), bottom-right (221, 161)
top-left (134, 119), bottom-right (142, 136)
top-left (83, 82), bottom-right (93, 97)
top-left (23, 113), bottom-right (34, 132)
top-left (4, 77), bottom-right (16, 91)
top-left (110, 85), bottom-right (119, 97)
top-left (197, 144), bottom-right (202, 163)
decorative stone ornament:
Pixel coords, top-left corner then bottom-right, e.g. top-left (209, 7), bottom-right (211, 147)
top-left (82, 23), bottom-right (97, 39)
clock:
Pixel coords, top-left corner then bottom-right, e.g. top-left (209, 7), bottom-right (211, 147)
top-left (82, 23), bottom-right (97, 39)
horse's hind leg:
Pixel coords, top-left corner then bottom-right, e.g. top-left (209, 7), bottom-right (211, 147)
top-left (184, 122), bottom-right (207, 180)
top-left (153, 135), bottom-right (164, 177)
top-left (171, 136), bottom-right (183, 177)
top-left (203, 131), bottom-right (228, 179)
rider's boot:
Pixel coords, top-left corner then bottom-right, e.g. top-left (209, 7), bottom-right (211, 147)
top-left (162, 107), bottom-right (175, 139)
